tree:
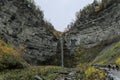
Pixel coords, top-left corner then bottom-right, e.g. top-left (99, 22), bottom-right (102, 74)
top-left (102, 0), bottom-right (108, 8)
top-left (27, 0), bottom-right (34, 3)
top-left (101, 0), bottom-right (114, 8)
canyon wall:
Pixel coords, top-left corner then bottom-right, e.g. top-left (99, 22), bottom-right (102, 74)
top-left (0, 0), bottom-right (58, 65)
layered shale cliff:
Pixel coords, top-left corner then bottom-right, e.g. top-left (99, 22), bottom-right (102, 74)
top-left (0, 0), bottom-right (58, 65)
top-left (64, 0), bottom-right (120, 64)
top-left (65, 0), bottom-right (120, 49)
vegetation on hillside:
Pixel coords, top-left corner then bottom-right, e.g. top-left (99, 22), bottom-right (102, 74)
top-left (85, 66), bottom-right (105, 80)
top-left (115, 57), bottom-right (120, 66)
top-left (65, 0), bottom-right (116, 32)
top-left (73, 41), bottom-right (109, 65)
top-left (76, 64), bottom-right (105, 80)
top-left (22, 0), bottom-right (44, 19)
top-left (19, 0), bottom-right (62, 39)
top-left (0, 39), bottom-right (106, 80)
top-left (93, 41), bottom-right (120, 65)
top-left (72, 37), bottom-right (120, 66)
top-left (27, 0), bottom-right (63, 38)
top-left (0, 40), bottom-right (27, 70)
top-left (44, 20), bottom-right (63, 38)
top-left (0, 64), bottom-right (106, 80)
top-left (0, 66), bottom-right (64, 80)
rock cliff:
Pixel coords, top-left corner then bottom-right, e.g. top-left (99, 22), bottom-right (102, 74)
top-left (0, 0), bottom-right (58, 65)
top-left (64, 1), bottom-right (120, 49)
top-left (63, 0), bottom-right (120, 64)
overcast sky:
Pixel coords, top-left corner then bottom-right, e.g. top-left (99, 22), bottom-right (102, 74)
top-left (34, 0), bottom-right (94, 32)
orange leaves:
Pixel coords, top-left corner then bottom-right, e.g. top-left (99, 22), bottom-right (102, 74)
top-left (0, 40), bottom-right (21, 57)
top-left (2, 47), bottom-right (14, 55)
top-left (0, 40), bottom-right (14, 55)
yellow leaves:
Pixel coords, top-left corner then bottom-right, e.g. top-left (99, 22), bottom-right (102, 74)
top-left (95, 6), bottom-right (101, 12)
top-left (0, 41), bottom-right (13, 55)
top-left (2, 47), bottom-right (14, 55)
top-left (0, 42), bottom-right (15, 56)
top-left (0, 40), bottom-right (5, 46)
top-left (115, 57), bottom-right (120, 66)
top-left (85, 67), bottom-right (105, 80)
top-left (85, 67), bottom-right (96, 78)
top-left (0, 40), bottom-right (21, 57)
top-left (99, 71), bottom-right (105, 79)
top-left (50, 30), bottom-right (63, 38)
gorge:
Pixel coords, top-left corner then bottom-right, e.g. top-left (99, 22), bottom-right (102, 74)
top-left (0, 0), bottom-right (120, 80)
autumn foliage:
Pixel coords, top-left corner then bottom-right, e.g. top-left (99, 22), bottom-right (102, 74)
top-left (0, 40), bottom-right (27, 70)
top-left (115, 57), bottom-right (120, 66)
top-left (85, 67), bottom-right (105, 80)
top-left (0, 40), bottom-right (19, 56)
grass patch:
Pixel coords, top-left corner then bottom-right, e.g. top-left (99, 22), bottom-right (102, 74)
top-left (94, 41), bottom-right (120, 65)
top-left (0, 66), bottom-right (64, 80)
top-left (74, 44), bottom-right (105, 64)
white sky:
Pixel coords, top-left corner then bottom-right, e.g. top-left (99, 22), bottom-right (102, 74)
top-left (34, 0), bottom-right (94, 32)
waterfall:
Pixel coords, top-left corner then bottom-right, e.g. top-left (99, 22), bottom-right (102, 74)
top-left (60, 37), bottom-right (64, 67)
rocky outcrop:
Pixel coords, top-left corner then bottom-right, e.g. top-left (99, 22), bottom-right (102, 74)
top-left (64, 2), bottom-right (120, 50)
top-left (0, 0), bottom-right (58, 65)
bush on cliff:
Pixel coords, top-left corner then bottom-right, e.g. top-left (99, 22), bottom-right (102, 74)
top-left (0, 40), bottom-right (28, 70)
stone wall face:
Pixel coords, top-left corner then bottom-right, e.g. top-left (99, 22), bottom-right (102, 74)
top-left (64, 3), bottom-right (120, 49)
top-left (0, 0), bottom-right (58, 65)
